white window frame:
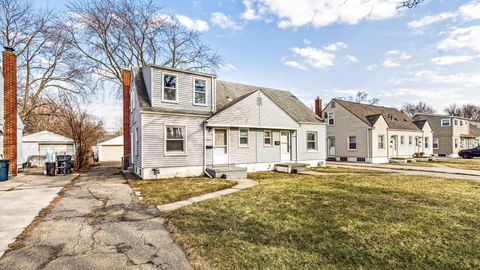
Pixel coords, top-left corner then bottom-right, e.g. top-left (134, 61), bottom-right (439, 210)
top-left (130, 86), bottom-right (135, 112)
top-left (408, 136), bottom-right (413, 146)
top-left (433, 138), bottom-right (439, 149)
top-left (239, 128), bottom-right (250, 148)
top-left (348, 136), bottom-right (357, 151)
top-left (425, 137), bottom-right (429, 148)
top-left (164, 125), bottom-right (187, 156)
top-left (400, 136), bottom-right (405, 146)
top-left (460, 120), bottom-right (464, 126)
top-left (306, 131), bottom-right (318, 152)
top-left (135, 127), bottom-right (139, 156)
top-left (328, 112), bottom-right (335, 125)
top-left (454, 119), bottom-right (459, 126)
top-left (378, 135), bottom-right (385, 150)
top-left (454, 138), bottom-right (459, 148)
top-left (441, 118), bottom-right (451, 127)
top-left (162, 73), bottom-right (178, 103)
top-left (263, 130), bottom-right (272, 147)
top-left (192, 77), bottom-right (207, 106)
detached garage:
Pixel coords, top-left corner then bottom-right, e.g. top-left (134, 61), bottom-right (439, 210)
top-left (97, 135), bottom-right (123, 162)
top-left (22, 131), bottom-right (75, 163)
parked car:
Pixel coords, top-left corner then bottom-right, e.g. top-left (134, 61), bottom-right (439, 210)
top-left (458, 147), bottom-right (480, 159)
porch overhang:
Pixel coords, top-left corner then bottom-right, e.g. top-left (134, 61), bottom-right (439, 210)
top-left (206, 124), bottom-right (299, 130)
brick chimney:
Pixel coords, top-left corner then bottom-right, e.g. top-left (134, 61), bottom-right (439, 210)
top-left (315, 96), bottom-right (323, 118)
top-left (3, 47), bottom-right (17, 175)
top-left (122, 69), bottom-right (131, 168)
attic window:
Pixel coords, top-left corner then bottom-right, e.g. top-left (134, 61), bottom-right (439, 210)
top-left (331, 101), bottom-right (336, 108)
top-left (193, 79), bottom-right (207, 105)
top-left (162, 73), bottom-right (177, 102)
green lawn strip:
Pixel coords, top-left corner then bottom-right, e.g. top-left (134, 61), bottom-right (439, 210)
top-left (311, 166), bottom-right (391, 174)
top-left (434, 159), bottom-right (480, 171)
top-left (129, 177), bottom-right (236, 205)
top-left (166, 172), bottom-right (480, 270)
top-left (388, 162), bottom-right (436, 167)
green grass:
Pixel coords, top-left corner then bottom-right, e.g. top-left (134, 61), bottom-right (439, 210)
top-left (311, 166), bottom-right (392, 174)
top-left (388, 159), bottom-right (480, 170)
top-left (165, 172), bottom-right (480, 270)
top-left (129, 177), bottom-right (236, 205)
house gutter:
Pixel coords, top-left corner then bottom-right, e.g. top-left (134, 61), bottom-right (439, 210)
top-left (366, 127), bottom-right (372, 162)
top-left (203, 120), bottom-right (213, 178)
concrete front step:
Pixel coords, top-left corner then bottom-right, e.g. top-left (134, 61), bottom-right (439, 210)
top-left (206, 166), bottom-right (247, 179)
top-left (275, 163), bottom-right (308, 173)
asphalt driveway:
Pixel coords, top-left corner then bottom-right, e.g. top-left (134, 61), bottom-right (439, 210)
top-left (0, 173), bottom-right (75, 257)
top-left (0, 163), bottom-right (191, 270)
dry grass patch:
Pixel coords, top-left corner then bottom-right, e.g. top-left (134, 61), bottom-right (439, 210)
top-left (166, 172), bottom-right (480, 270)
top-left (311, 166), bottom-right (391, 174)
top-left (129, 177), bottom-right (236, 205)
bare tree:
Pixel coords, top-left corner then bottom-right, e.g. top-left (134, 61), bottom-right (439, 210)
top-left (401, 101), bottom-right (436, 117)
top-left (398, 0), bottom-right (425, 8)
top-left (1, 0), bottom-right (95, 129)
top-left (354, 91), bottom-right (379, 105)
top-left (66, 0), bottom-right (221, 88)
top-left (445, 104), bottom-right (480, 122)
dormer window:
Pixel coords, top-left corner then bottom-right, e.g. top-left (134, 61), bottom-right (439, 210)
top-left (193, 78), bottom-right (207, 105)
top-left (162, 73), bottom-right (177, 102)
top-left (441, 118), bottom-right (451, 127)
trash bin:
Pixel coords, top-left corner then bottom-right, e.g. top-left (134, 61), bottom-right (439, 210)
top-left (56, 155), bottom-right (72, 175)
top-left (0, 160), bottom-right (10, 181)
top-left (46, 162), bottom-right (56, 176)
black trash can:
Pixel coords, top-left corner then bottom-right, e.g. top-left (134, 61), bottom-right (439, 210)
top-left (46, 162), bottom-right (56, 176)
top-left (0, 160), bottom-right (10, 181)
top-left (57, 155), bottom-right (72, 175)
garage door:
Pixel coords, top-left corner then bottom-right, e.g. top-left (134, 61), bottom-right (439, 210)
top-left (100, 145), bottom-right (123, 161)
top-left (38, 144), bottom-right (74, 156)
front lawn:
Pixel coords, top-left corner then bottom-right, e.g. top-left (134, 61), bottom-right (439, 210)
top-left (166, 171), bottom-right (480, 269)
top-left (311, 166), bottom-right (392, 174)
top-left (129, 177), bottom-right (236, 205)
top-left (389, 159), bottom-right (480, 170)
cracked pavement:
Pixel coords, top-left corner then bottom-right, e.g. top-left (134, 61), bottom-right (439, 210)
top-left (0, 163), bottom-right (192, 270)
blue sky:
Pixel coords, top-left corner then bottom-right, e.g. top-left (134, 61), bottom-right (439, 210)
top-left (35, 0), bottom-right (480, 130)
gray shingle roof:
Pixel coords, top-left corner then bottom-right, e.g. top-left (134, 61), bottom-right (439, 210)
top-left (216, 80), bottom-right (322, 123)
top-left (133, 67), bottom-right (322, 123)
top-left (334, 99), bottom-right (421, 130)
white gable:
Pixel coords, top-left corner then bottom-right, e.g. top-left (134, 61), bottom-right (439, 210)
top-left (23, 130), bottom-right (74, 143)
top-left (207, 90), bottom-right (300, 129)
top-left (99, 135), bottom-right (123, 146)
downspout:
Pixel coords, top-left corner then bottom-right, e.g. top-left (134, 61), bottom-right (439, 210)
top-left (366, 127), bottom-right (371, 162)
top-left (295, 130), bottom-right (298, 163)
top-left (203, 120), bottom-right (213, 178)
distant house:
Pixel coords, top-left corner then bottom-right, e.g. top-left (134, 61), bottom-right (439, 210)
top-left (323, 99), bottom-right (433, 163)
top-left (95, 135), bottom-right (123, 162)
top-left (413, 114), bottom-right (480, 157)
top-left (125, 65), bottom-right (327, 179)
top-left (22, 131), bottom-right (75, 163)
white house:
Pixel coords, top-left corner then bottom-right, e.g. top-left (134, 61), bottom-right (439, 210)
top-left (22, 131), bottom-right (75, 163)
top-left (96, 135), bottom-right (123, 162)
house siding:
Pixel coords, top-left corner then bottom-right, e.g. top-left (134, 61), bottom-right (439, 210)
top-left (297, 124), bottom-right (326, 162)
top-left (130, 90), bottom-right (143, 170)
top-left (151, 67), bottom-right (213, 112)
top-left (208, 91), bottom-right (300, 129)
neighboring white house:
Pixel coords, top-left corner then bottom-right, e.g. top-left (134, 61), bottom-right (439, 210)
top-left (22, 131), bottom-right (75, 163)
top-left (96, 135), bottom-right (123, 161)
top-left (127, 65), bottom-right (327, 179)
top-left (323, 99), bottom-right (434, 163)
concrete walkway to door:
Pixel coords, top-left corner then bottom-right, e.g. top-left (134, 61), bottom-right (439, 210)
top-left (0, 173), bottom-right (76, 256)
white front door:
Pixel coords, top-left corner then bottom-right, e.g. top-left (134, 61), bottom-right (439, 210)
top-left (213, 129), bottom-right (228, 165)
top-left (390, 136), bottom-right (398, 156)
top-left (328, 137), bottom-right (336, 156)
top-left (280, 131), bottom-right (291, 161)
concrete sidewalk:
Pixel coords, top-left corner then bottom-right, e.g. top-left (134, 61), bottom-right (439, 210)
top-left (0, 173), bottom-right (76, 256)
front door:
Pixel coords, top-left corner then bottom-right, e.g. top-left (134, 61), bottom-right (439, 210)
top-left (280, 131), bottom-right (291, 161)
top-left (415, 137), bottom-right (421, 152)
top-left (328, 137), bottom-right (336, 156)
top-left (390, 135), bottom-right (398, 156)
top-left (213, 129), bottom-right (228, 165)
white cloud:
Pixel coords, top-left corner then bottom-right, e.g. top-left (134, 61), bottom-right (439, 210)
top-left (408, 1), bottom-right (480, 29)
top-left (346, 55), bottom-right (359, 63)
top-left (382, 59), bottom-right (400, 68)
top-left (414, 70), bottom-right (480, 87)
top-left (220, 63), bottom-right (238, 72)
top-left (324, 41), bottom-right (347, 52)
top-left (303, 39), bottom-right (312, 45)
top-left (437, 25), bottom-right (480, 52)
top-left (366, 64), bottom-right (377, 71)
top-left (241, 0), bottom-right (398, 29)
top-left (291, 47), bottom-right (335, 69)
top-left (211, 12), bottom-right (241, 30)
top-left (386, 50), bottom-right (411, 59)
top-left (431, 55), bottom-right (478, 65)
top-left (176, 15), bottom-right (209, 32)
top-left (283, 60), bottom-right (307, 70)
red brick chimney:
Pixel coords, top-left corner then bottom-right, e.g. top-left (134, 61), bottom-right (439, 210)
top-left (122, 69), bottom-right (131, 168)
top-left (3, 47), bottom-right (17, 175)
top-left (315, 97), bottom-right (323, 118)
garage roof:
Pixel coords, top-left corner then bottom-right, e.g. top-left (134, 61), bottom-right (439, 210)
top-left (23, 131), bottom-right (74, 143)
top-left (98, 135), bottom-right (123, 146)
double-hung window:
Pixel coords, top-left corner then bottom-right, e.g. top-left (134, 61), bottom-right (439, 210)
top-left (433, 138), bottom-right (439, 149)
top-left (441, 118), bottom-right (451, 127)
top-left (400, 136), bottom-right (405, 146)
top-left (425, 137), bottom-right (429, 148)
top-left (348, 136), bottom-right (357, 150)
top-left (193, 79), bottom-right (207, 105)
top-left (165, 125), bottom-right (186, 155)
top-left (378, 135), bottom-right (385, 150)
top-left (408, 136), bottom-right (413, 146)
top-left (307, 132), bottom-right (317, 151)
top-left (264, 130), bottom-right (272, 146)
top-left (163, 74), bottom-right (177, 102)
top-left (239, 128), bottom-right (249, 147)
top-left (328, 112), bottom-right (335, 125)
